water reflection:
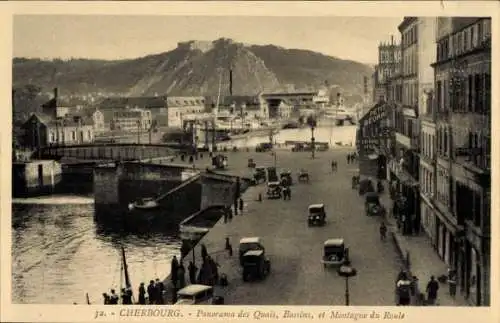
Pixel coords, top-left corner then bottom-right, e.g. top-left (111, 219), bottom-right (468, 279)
top-left (12, 199), bottom-right (181, 304)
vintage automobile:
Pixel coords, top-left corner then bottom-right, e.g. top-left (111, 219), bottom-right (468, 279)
top-left (266, 181), bottom-right (282, 199)
top-left (248, 158), bottom-right (256, 168)
top-left (308, 204), bottom-right (326, 226)
top-left (253, 166), bottom-right (267, 184)
top-left (279, 169), bottom-right (293, 186)
top-left (298, 169), bottom-right (310, 183)
top-left (291, 142), bottom-right (308, 152)
top-left (242, 250), bottom-right (271, 282)
top-left (321, 238), bottom-right (349, 268)
top-left (365, 192), bottom-right (385, 216)
top-left (239, 237), bottom-right (265, 265)
top-left (175, 284), bottom-right (223, 305)
top-left (256, 142), bottom-right (273, 152)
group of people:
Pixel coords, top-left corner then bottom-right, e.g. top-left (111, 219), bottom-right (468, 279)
top-left (346, 152), bottom-right (357, 164)
top-left (138, 279), bottom-right (166, 304)
top-left (223, 199), bottom-right (244, 223)
top-left (395, 269), bottom-right (442, 306)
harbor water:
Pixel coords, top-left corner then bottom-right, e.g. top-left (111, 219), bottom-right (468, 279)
top-left (11, 125), bottom-right (356, 304)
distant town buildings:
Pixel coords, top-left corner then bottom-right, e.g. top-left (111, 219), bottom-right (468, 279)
top-left (111, 108), bottom-right (152, 132)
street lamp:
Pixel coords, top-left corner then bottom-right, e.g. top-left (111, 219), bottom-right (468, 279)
top-left (306, 115), bottom-right (317, 159)
top-left (337, 262), bottom-right (357, 306)
top-left (136, 120), bottom-right (141, 144)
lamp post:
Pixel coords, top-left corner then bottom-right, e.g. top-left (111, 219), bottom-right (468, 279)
top-left (137, 120), bottom-right (141, 144)
top-left (337, 262), bottom-right (357, 306)
top-left (306, 115), bottom-right (317, 159)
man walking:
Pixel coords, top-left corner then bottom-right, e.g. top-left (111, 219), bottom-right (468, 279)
top-left (238, 198), bottom-right (244, 214)
top-left (426, 276), bottom-right (440, 305)
top-left (448, 269), bottom-right (457, 297)
top-left (379, 222), bottom-right (387, 241)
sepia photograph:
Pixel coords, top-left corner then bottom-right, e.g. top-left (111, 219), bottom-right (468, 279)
top-left (1, 1), bottom-right (497, 322)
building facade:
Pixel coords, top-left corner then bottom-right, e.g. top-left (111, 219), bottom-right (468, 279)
top-left (432, 16), bottom-right (491, 306)
top-left (23, 113), bottom-right (94, 147)
top-left (373, 36), bottom-right (400, 103)
top-left (111, 108), bottom-right (152, 132)
top-left (166, 96), bottom-right (206, 129)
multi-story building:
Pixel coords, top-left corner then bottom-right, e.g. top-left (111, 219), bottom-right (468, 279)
top-left (387, 17), bottom-right (423, 236)
top-left (99, 96), bottom-right (167, 128)
top-left (98, 96), bottom-right (206, 129)
top-left (432, 17), bottom-right (491, 306)
top-left (111, 108), bottom-right (152, 132)
top-left (22, 113), bottom-right (94, 147)
top-left (416, 17), bottom-right (439, 243)
top-left (373, 36), bottom-right (400, 102)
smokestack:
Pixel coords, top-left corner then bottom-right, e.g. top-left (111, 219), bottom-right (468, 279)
top-left (53, 88), bottom-right (58, 99)
top-left (391, 35), bottom-right (394, 45)
top-left (229, 69), bottom-right (233, 96)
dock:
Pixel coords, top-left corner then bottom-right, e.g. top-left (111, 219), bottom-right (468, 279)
top-left (162, 147), bottom-right (405, 305)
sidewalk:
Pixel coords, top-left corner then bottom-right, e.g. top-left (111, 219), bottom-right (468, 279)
top-left (379, 184), bottom-right (471, 306)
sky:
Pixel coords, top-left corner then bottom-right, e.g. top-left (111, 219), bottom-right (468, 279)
top-left (13, 15), bottom-right (402, 65)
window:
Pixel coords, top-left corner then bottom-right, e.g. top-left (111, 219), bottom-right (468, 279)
top-left (71, 131), bottom-right (76, 141)
top-left (485, 73), bottom-right (491, 114)
top-left (468, 74), bottom-right (474, 112)
top-left (475, 74), bottom-right (483, 113)
top-left (49, 132), bottom-right (55, 143)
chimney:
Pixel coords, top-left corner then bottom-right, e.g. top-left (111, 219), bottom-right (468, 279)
top-left (391, 35), bottom-right (394, 45)
top-left (229, 69), bottom-right (233, 96)
top-left (54, 87), bottom-right (58, 99)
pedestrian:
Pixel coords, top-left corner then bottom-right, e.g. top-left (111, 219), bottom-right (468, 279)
top-left (171, 256), bottom-right (179, 285)
top-left (225, 237), bottom-right (233, 256)
top-left (223, 210), bottom-right (228, 223)
top-left (287, 186), bottom-right (292, 200)
top-left (426, 275), bottom-right (440, 305)
top-left (448, 269), bottom-right (457, 297)
top-left (379, 222), bottom-right (387, 241)
top-left (122, 288), bottom-right (133, 304)
top-left (147, 280), bottom-right (156, 304)
top-left (227, 207), bottom-right (233, 221)
top-left (258, 192), bottom-right (262, 202)
top-left (138, 283), bottom-right (146, 305)
top-left (396, 273), bottom-right (412, 306)
top-left (201, 244), bottom-right (208, 260)
top-left (156, 278), bottom-right (165, 304)
top-left (346, 154), bottom-right (350, 164)
top-left (188, 261), bottom-right (197, 284)
top-left (102, 293), bottom-right (110, 305)
top-left (239, 198), bottom-right (244, 213)
top-left (109, 289), bottom-right (119, 304)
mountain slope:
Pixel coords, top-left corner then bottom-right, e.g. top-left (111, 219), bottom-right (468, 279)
top-left (13, 38), bottom-right (373, 100)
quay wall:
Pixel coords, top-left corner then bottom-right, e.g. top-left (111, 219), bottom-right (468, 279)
top-left (12, 160), bottom-right (63, 198)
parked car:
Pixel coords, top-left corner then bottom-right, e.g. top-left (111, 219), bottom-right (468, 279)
top-left (256, 142), bottom-right (273, 152)
top-left (242, 250), bottom-right (271, 282)
top-left (175, 284), bottom-right (223, 305)
top-left (266, 182), bottom-right (282, 199)
top-left (253, 166), bottom-right (267, 184)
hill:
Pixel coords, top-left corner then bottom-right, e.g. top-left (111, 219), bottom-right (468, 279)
top-left (13, 38), bottom-right (373, 102)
